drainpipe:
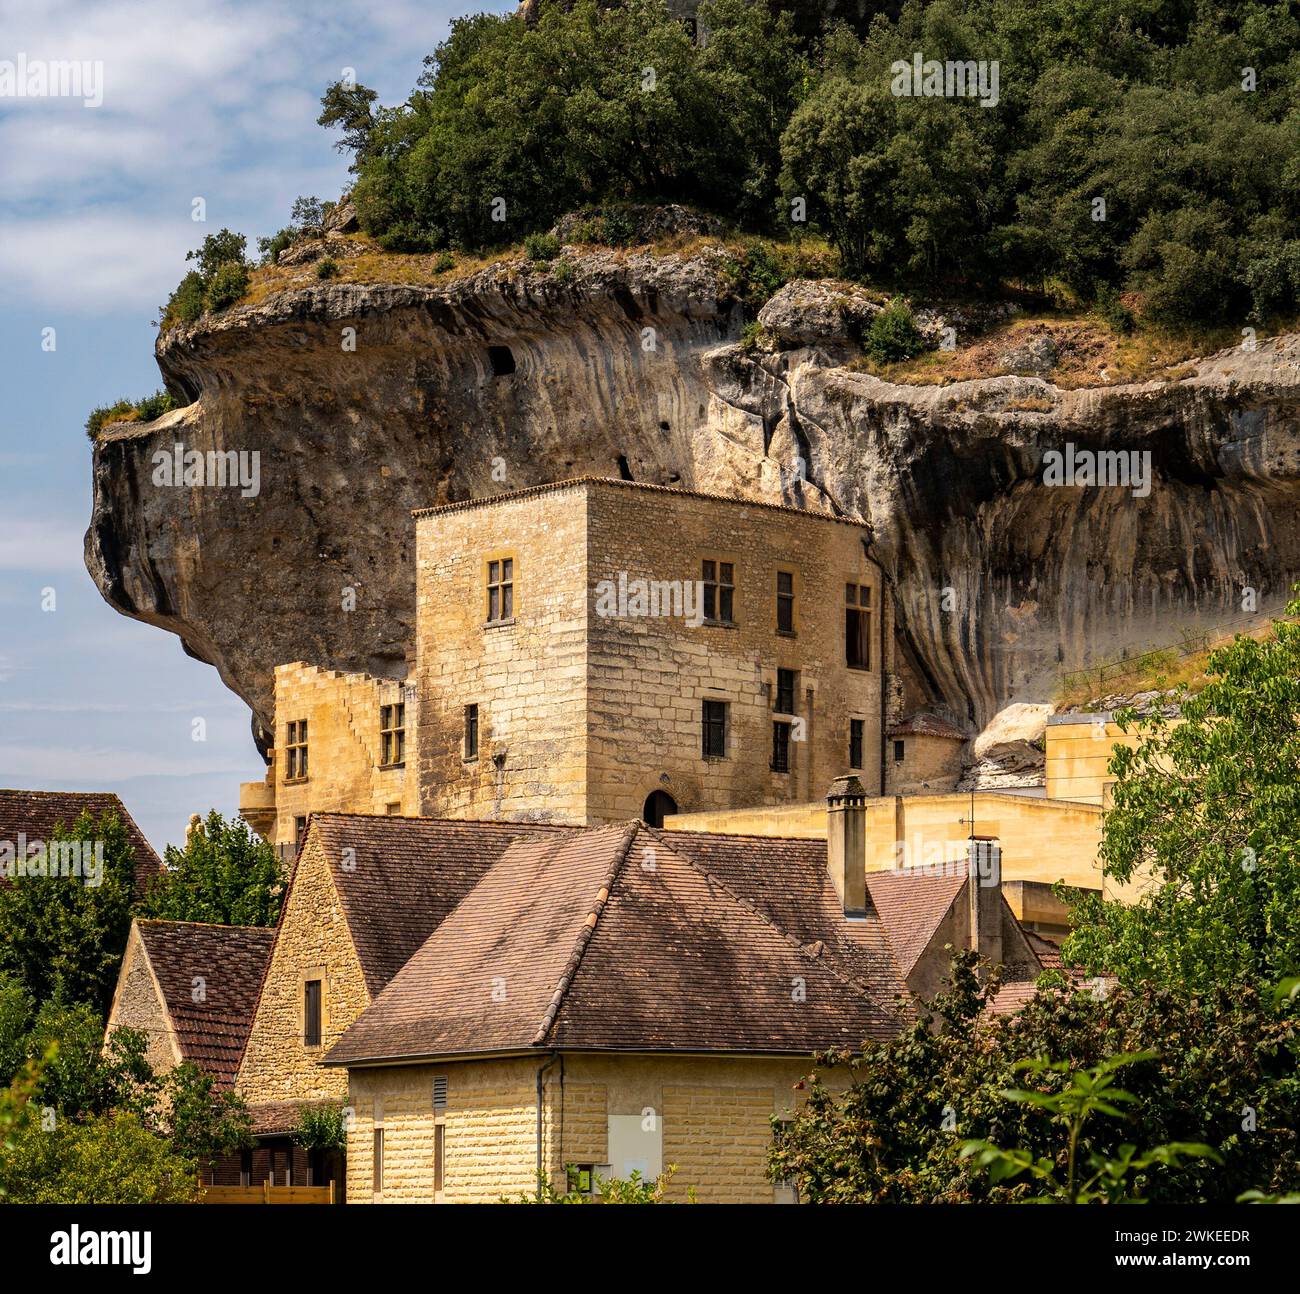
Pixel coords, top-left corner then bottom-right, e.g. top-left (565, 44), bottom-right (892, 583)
top-left (535, 1052), bottom-right (559, 1200)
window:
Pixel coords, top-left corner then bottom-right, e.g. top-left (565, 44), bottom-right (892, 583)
top-left (304, 979), bottom-right (322, 1047)
top-left (771, 720), bottom-right (791, 773)
top-left (849, 719), bottom-right (865, 770)
top-left (239, 1148), bottom-right (252, 1188)
top-left (373, 1128), bottom-right (384, 1195)
top-left (702, 699), bottom-right (728, 759)
top-left (380, 702), bottom-right (405, 767)
top-left (702, 559), bottom-right (735, 623)
top-left (775, 668), bottom-right (797, 715)
top-left (434, 1124), bottom-right (446, 1196)
top-left (464, 704), bottom-right (479, 760)
top-left (386, 802), bottom-right (400, 816)
top-left (776, 571), bottom-right (795, 634)
top-left (487, 558), bottom-right (514, 623)
top-left (894, 739), bottom-right (906, 763)
top-left (285, 719), bottom-right (309, 779)
top-left (294, 816), bottom-right (307, 843)
top-left (846, 583), bottom-right (872, 671)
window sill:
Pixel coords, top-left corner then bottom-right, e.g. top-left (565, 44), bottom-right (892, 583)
top-left (701, 619), bottom-right (738, 629)
top-left (846, 665), bottom-right (872, 673)
top-left (776, 629), bottom-right (797, 639)
top-left (483, 617), bottom-right (516, 629)
top-left (283, 776), bottom-right (309, 786)
top-left (379, 762), bottom-right (405, 772)
top-left (463, 755), bottom-right (479, 764)
top-left (702, 754), bottom-right (728, 763)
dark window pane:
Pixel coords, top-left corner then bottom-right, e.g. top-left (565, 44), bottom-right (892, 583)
top-left (777, 571), bottom-right (793, 594)
top-left (850, 719), bottom-right (864, 769)
top-left (304, 980), bottom-right (321, 1047)
top-left (703, 583), bottom-right (716, 620)
top-left (719, 586), bottom-right (733, 622)
top-left (502, 558), bottom-right (513, 581)
top-left (702, 560), bottom-right (715, 582)
top-left (502, 583), bottom-right (513, 619)
top-left (771, 721), bottom-right (791, 773)
top-left (488, 586), bottom-right (499, 621)
top-left (488, 560), bottom-right (499, 583)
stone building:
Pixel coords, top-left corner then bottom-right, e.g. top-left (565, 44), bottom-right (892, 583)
top-left (243, 479), bottom-right (936, 849)
top-left (324, 805), bottom-right (1050, 1204)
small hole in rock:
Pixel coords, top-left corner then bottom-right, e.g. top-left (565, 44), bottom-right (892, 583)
top-left (487, 346), bottom-right (516, 377)
top-left (616, 454), bottom-right (634, 481)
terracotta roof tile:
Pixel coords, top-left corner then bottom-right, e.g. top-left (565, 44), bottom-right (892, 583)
top-left (327, 824), bottom-right (916, 1066)
top-left (135, 920), bottom-right (275, 1089)
top-left (306, 814), bottom-right (579, 995)
top-left (863, 870), bottom-right (966, 975)
top-left (0, 789), bottom-right (162, 896)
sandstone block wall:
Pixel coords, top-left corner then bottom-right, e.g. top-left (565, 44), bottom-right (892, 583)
top-left (345, 1051), bottom-right (814, 1204)
top-left (268, 663), bottom-right (412, 849)
top-left (415, 489), bottom-right (590, 823)
top-left (584, 483), bottom-right (885, 820)
top-left (885, 732), bottom-right (965, 795)
top-left (236, 836), bottom-right (367, 1106)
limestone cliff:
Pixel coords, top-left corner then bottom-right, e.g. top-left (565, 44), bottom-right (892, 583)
top-left (85, 246), bottom-right (1300, 746)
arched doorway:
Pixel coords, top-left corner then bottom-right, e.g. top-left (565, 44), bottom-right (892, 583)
top-left (642, 790), bottom-right (678, 828)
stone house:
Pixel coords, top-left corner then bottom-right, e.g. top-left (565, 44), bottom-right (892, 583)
top-left (323, 794), bottom-right (1050, 1204)
top-left (243, 479), bottom-right (963, 853)
top-left (230, 813), bottom-right (576, 1187)
top-left (104, 919), bottom-right (274, 1183)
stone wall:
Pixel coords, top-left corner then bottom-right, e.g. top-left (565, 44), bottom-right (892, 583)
top-left (343, 1051), bottom-right (814, 1204)
top-left (105, 926), bottom-right (183, 1078)
top-left (584, 482), bottom-right (886, 820)
top-left (415, 488), bottom-right (591, 823)
top-left (885, 732), bottom-right (965, 795)
top-left (265, 663), bottom-right (412, 849)
top-left (236, 835), bottom-right (368, 1106)
top-left (413, 480), bottom-right (887, 824)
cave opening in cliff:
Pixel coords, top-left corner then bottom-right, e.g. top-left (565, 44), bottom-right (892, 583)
top-left (487, 345), bottom-right (516, 376)
top-left (617, 454), bottom-right (634, 480)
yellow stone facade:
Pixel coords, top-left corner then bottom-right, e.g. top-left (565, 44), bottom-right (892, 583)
top-left (1044, 715), bottom-right (1144, 804)
top-left (241, 664), bottom-right (413, 852)
top-left (342, 1052), bottom-right (817, 1204)
top-left (236, 833), bottom-right (370, 1107)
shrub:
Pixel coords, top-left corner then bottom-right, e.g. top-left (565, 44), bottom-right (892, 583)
top-left (205, 261), bottom-right (250, 312)
top-left (292, 1102), bottom-right (347, 1152)
top-left (864, 298), bottom-right (924, 364)
top-left (1095, 283), bottom-right (1136, 335)
top-left (315, 256), bottom-right (340, 280)
top-left (164, 271), bottom-right (206, 325)
top-left (524, 232), bottom-right (561, 263)
top-left (433, 251), bottom-right (455, 273)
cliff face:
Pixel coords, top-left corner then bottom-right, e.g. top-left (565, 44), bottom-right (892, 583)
top-left (86, 248), bottom-right (1300, 742)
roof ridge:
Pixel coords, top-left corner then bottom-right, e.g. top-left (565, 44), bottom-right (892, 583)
top-left (137, 917), bottom-right (274, 934)
top-left (642, 826), bottom-right (891, 1008)
top-left (866, 870), bottom-right (966, 977)
top-left (530, 823), bottom-right (638, 1047)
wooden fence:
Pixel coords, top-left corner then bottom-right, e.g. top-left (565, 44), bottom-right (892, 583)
top-left (198, 1178), bottom-right (335, 1204)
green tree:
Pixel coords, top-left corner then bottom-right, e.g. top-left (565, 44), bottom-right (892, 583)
top-left (138, 809), bottom-right (284, 927)
top-left (162, 1062), bottom-right (252, 1170)
top-left (1064, 598), bottom-right (1300, 994)
top-left (0, 808), bottom-right (137, 1016)
top-left (0, 1111), bottom-right (197, 1204)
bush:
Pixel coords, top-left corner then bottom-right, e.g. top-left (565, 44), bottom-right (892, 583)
top-left (1096, 283), bottom-right (1136, 335)
top-left (205, 261), bottom-right (250, 312)
top-left (864, 298), bottom-right (924, 364)
top-left (524, 232), bottom-right (561, 263)
top-left (164, 270), bottom-right (206, 325)
top-left (315, 256), bottom-right (340, 280)
top-left (85, 391), bottom-right (177, 441)
top-left (433, 251), bottom-right (455, 273)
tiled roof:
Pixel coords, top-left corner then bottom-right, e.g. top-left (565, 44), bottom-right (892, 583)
top-left (1024, 930), bottom-right (1065, 970)
top-left (135, 920), bottom-right (275, 1089)
top-left (306, 814), bottom-right (579, 995)
top-left (327, 824), bottom-right (920, 1067)
top-left (0, 789), bottom-right (162, 896)
top-left (247, 1100), bottom-right (335, 1137)
top-left (863, 870), bottom-right (967, 976)
top-left (888, 713), bottom-right (967, 740)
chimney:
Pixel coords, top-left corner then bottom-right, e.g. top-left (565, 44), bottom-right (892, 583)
top-left (826, 775), bottom-right (868, 916)
top-left (967, 838), bottom-right (1004, 967)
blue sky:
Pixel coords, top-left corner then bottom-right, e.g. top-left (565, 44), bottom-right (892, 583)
top-left (0, 0), bottom-right (514, 852)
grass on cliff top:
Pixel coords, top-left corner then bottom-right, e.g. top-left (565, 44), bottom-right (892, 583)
top-left (192, 231), bottom-right (1286, 391)
top-left (1054, 618), bottom-right (1282, 710)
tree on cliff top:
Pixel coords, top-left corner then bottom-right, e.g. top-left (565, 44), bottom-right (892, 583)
top-left (1064, 596), bottom-right (1300, 994)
